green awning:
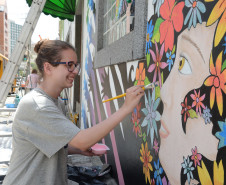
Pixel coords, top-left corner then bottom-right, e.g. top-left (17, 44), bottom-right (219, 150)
top-left (26, 0), bottom-right (76, 21)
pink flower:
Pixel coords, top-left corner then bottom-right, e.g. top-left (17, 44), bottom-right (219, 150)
top-left (191, 146), bottom-right (202, 167)
top-left (190, 90), bottom-right (206, 115)
top-left (148, 41), bottom-right (168, 88)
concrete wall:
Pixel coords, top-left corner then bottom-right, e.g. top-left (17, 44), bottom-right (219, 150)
top-left (79, 0), bottom-right (226, 184)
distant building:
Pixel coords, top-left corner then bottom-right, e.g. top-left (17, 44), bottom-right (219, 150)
top-left (0, 0), bottom-right (9, 58)
top-left (9, 20), bottom-right (22, 56)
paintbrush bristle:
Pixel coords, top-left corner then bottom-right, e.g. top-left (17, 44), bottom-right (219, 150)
top-left (144, 83), bottom-right (155, 90)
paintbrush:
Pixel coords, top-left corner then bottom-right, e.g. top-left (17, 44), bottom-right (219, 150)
top-left (102, 83), bottom-right (155, 103)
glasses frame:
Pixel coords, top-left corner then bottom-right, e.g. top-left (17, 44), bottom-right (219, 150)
top-left (55, 61), bottom-right (80, 72)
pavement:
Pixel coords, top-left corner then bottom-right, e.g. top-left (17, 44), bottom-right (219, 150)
top-left (0, 94), bottom-right (117, 185)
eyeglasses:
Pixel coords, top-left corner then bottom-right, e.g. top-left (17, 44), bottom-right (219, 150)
top-left (55, 61), bottom-right (80, 72)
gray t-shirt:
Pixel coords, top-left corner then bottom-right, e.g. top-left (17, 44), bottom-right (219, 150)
top-left (3, 88), bottom-right (80, 185)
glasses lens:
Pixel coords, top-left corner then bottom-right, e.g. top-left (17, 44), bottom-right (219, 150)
top-left (67, 61), bottom-right (75, 72)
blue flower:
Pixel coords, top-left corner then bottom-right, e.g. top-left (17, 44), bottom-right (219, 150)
top-left (166, 51), bottom-right (175, 71)
top-left (215, 119), bottom-right (226, 149)
top-left (152, 0), bottom-right (164, 17)
top-left (184, 0), bottom-right (206, 30)
top-left (202, 106), bottom-right (212, 124)
top-left (181, 156), bottom-right (195, 184)
top-left (154, 159), bottom-right (163, 185)
top-left (146, 20), bottom-right (154, 55)
top-left (141, 87), bottom-right (161, 146)
top-left (223, 36), bottom-right (226, 55)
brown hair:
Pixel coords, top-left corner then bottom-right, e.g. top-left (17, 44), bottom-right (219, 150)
top-left (31, 69), bottom-right (37, 74)
top-left (34, 39), bottom-right (76, 76)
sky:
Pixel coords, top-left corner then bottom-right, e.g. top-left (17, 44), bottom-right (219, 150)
top-left (7, 0), bottom-right (59, 43)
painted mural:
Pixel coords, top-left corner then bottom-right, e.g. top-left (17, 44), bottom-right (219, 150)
top-left (81, 0), bottom-right (226, 184)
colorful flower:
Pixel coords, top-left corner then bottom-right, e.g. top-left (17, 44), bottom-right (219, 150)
top-left (140, 142), bottom-right (153, 184)
top-left (215, 119), bottom-right (226, 149)
top-left (146, 20), bottom-right (154, 55)
top-left (136, 63), bottom-right (146, 85)
top-left (141, 88), bottom-right (161, 146)
top-left (181, 97), bottom-right (192, 123)
top-left (184, 0), bottom-right (206, 30)
top-left (148, 42), bottom-right (168, 88)
top-left (205, 0), bottom-right (226, 47)
top-left (154, 159), bottom-right (163, 185)
top-left (190, 89), bottom-right (205, 115)
top-left (152, 0), bottom-right (164, 17)
top-left (159, 0), bottom-right (184, 52)
top-left (181, 156), bottom-right (195, 185)
top-left (162, 176), bottom-right (171, 185)
top-left (202, 106), bottom-right (212, 124)
top-left (198, 160), bottom-right (224, 185)
top-left (191, 146), bottom-right (202, 167)
top-left (204, 52), bottom-right (226, 116)
top-left (153, 138), bottom-right (159, 154)
top-left (166, 51), bottom-right (175, 71)
top-left (131, 103), bottom-right (142, 137)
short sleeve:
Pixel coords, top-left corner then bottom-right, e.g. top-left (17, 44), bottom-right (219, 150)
top-left (15, 94), bottom-right (80, 158)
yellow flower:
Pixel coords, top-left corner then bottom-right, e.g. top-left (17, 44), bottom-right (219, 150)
top-left (197, 160), bottom-right (224, 185)
top-left (205, 0), bottom-right (226, 47)
top-left (140, 142), bottom-right (153, 184)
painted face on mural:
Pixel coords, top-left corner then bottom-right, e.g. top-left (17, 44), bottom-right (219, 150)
top-left (159, 22), bottom-right (219, 184)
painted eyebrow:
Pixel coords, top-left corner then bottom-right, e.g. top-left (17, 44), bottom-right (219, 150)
top-left (181, 35), bottom-right (205, 63)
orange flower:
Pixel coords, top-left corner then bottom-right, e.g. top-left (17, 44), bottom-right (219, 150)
top-left (205, 0), bottom-right (226, 47)
top-left (136, 63), bottom-right (145, 85)
top-left (140, 142), bottom-right (153, 184)
top-left (204, 51), bottom-right (226, 116)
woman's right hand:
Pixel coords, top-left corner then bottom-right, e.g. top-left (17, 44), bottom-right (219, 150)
top-left (121, 85), bottom-right (144, 114)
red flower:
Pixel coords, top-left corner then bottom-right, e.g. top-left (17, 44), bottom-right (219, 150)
top-left (181, 97), bottom-right (191, 122)
top-left (159, 0), bottom-right (184, 52)
top-left (191, 146), bottom-right (202, 167)
top-left (131, 103), bottom-right (142, 137)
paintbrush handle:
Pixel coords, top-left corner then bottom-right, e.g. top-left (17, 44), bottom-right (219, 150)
top-left (102, 87), bottom-right (145, 103)
top-left (102, 93), bottom-right (127, 103)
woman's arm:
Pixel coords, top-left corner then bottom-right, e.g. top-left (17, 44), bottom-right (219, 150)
top-left (69, 85), bottom-right (144, 151)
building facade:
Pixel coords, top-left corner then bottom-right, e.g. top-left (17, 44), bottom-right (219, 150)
top-left (63, 0), bottom-right (226, 184)
top-left (0, 0), bottom-right (9, 58)
top-left (9, 20), bottom-right (22, 56)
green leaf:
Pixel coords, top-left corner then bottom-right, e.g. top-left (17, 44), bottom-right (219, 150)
top-left (222, 59), bottom-right (226, 71)
top-left (161, 72), bottom-right (164, 84)
top-left (151, 18), bottom-right (164, 43)
top-left (134, 80), bottom-right (138, 86)
top-left (146, 53), bottom-right (150, 67)
top-left (144, 77), bottom-right (151, 86)
top-left (172, 45), bottom-right (176, 54)
top-left (188, 109), bottom-right (198, 118)
top-left (143, 133), bottom-right (146, 142)
top-left (155, 86), bottom-right (160, 100)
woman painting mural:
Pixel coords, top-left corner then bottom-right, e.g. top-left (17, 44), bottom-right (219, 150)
top-left (147, 0), bottom-right (225, 184)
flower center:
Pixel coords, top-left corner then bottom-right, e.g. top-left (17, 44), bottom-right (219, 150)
top-left (192, 1), bottom-right (197, 8)
top-left (196, 97), bottom-right (199, 103)
top-left (195, 155), bottom-right (197, 160)
top-left (146, 33), bottom-right (150, 42)
top-left (169, 56), bottom-right (171, 60)
top-left (156, 61), bottom-right (159, 67)
top-left (213, 76), bottom-right (220, 88)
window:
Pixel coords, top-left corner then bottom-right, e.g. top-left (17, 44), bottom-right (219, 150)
top-left (94, 0), bottom-right (147, 68)
top-left (103, 0), bottom-right (135, 47)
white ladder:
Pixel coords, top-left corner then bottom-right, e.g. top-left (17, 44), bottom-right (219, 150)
top-left (0, 0), bottom-right (46, 107)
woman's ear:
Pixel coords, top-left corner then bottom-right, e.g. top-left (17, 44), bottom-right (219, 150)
top-left (43, 62), bottom-right (52, 75)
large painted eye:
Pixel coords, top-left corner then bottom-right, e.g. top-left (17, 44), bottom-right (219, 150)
top-left (178, 57), bottom-right (192, 75)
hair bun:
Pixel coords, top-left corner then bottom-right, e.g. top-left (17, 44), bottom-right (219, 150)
top-left (34, 39), bottom-right (48, 53)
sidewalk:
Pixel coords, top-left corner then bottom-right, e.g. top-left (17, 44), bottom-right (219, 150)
top-left (0, 96), bottom-right (117, 185)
